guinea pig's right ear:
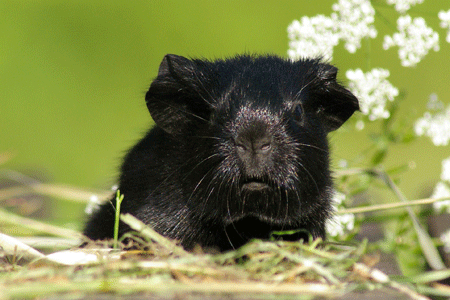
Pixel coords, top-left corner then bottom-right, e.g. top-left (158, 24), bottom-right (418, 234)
top-left (145, 54), bottom-right (208, 135)
top-left (313, 64), bottom-right (360, 132)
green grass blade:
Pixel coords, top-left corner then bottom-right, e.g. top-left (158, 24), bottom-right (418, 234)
top-left (113, 190), bottom-right (124, 249)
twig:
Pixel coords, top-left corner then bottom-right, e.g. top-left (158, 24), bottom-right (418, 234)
top-left (0, 186), bottom-right (31, 201)
top-left (0, 232), bottom-right (46, 261)
top-left (16, 237), bottom-right (81, 249)
top-left (2, 280), bottom-right (337, 299)
top-left (120, 213), bottom-right (189, 256)
top-left (334, 167), bottom-right (370, 177)
top-left (354, 263), bottom-right (430, 300)
top-left (0, 169), bottom-right (111, 203)
top-left (368, 169), bottom-right (445, 270)
top-left (337, 167), bottom-right (446, 270)
top-left (0, 208), bottom-right (83, 239)
top-left (31, 183), bottom-right (111, 203)
top-left (338, 196), bottom-right (450, 214)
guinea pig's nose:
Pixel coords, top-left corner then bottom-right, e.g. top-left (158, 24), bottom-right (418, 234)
top-left (235, 134), bottom-right (272, 157)
top-left (235, 132), bottom-right (272, 178)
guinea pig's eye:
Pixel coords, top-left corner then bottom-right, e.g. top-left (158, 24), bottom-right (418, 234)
top-left (293, 104), bottom-right (304, 123)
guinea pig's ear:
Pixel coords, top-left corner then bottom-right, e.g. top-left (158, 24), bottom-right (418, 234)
top-left (314, 64), bottom-right (360, 132)
top-left (145, 54), bottom-right (209, 135)
top-left (155, 54), bottom-right (194, 78)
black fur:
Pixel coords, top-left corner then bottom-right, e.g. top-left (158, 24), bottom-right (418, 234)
top-left (83, 54), bottom-right (359, 251)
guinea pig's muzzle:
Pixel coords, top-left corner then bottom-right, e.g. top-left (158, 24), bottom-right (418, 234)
top-left (241, 176), bottom-right (272, 192)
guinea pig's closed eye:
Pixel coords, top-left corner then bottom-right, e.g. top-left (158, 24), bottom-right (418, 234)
top-left (83, 54), bottom-right (359, 251)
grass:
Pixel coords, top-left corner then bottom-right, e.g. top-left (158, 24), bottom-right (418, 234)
top-left (1, 168), bottom-right (450, 299)
top-left (0, 226), bottom-right (371, 299)
top-left (0, 212), bottom-right (445, 300)
top-left (113, 189), bottom-right (124, 249)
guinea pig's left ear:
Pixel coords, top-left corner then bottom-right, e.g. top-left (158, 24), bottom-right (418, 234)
top-left (314, 64), bottom-right (360, 132)
top-left (145, 54), bottom-right (211, 135)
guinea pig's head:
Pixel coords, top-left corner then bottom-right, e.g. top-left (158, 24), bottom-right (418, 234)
top-left (146, 54), bottom-right (359, 226)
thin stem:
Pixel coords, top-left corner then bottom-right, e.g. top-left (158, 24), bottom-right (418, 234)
top-left (0, 208), bottom-right (82, 239)
top-left (337, 167), bottom-right (446, 270)
top-left (120, 213), bottom-right (189, 256)
top-left (113, 190), bottom-right (124, 249)
top-left (0, 169), bottom-right (111, 203)
top-left (338, 196), bottom-right (450, 215)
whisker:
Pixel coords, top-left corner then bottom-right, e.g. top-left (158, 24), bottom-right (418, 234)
top-left (283, 188), bottom-right (290, 231)
top-left (181, 152), bottom-right (221, 182)
top-left (296, 160), bottom-right (320, 195)
top-left (192, 70), bottom-right (216, 106)
top-left (141, 153), bottom-right (204, 203)
top-left (291, 141), bottom-right (328, 152)
top-left (186, 165), bottom-right (216, 205)
top-left (143, 149), bottom-right (219, 207)
top-left (152, 98), bottom-right (209, 123)
top-left (294, 76), bottom-right (318, 101)
top-left (193, 135), bottom-right (223, 141)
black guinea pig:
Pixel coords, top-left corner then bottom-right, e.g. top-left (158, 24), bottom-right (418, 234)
top-left (83, 54), bottom-right (359, 251)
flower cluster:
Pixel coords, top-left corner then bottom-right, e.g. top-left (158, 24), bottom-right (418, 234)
top-left (431, 182), bottom-right (450, 212)
top-left (383, 15), bottom-right (440, 67)
top-left (439, 9), bottom-right (450, 43)
top-left (431, 157), bottom-right (450, 213)
top-left (288, 0), bottom-right (444, 68)
top-left (415, 96), bottom-right (450, 146)
top-left (326, 192), bottom-right (355, 238)
top-left (287, 0), bottom-right (376, 60)
top-left (287, 15), bottom-right (339, 60)
top-left (346, 68), bottom-right (399, 121)
top-left (386, 0), bottom-right (424, 14)
top-left (85, 195), bottom-right (101, 215)
top-left (441, 158), bottom-right (450, 182)
top-left (331, 0), bottom-right (377, 53)
top-left (84, 185), bottom-right (117, 215)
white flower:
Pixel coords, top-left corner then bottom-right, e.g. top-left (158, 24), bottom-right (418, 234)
top-left (431, 157), bottom-right (450, 214)
top-left (441, 157), bottom-right (450, 182)
top-left (287, 0), bottom-right (377, 60)
top-left (427, 93), bottom-right (445, 111)
top-left (415, 99), bottom-right (450, 146)
top-left (440, 229), bottom-right (450, 253)
top-left (287, 15), bottom-right (339, 60)
top-left (432, 182), bottom-right (450, 213)
top-left (85, 195), bottom-right (101, 215)
top-left (331, 0), bottom-right (377, 53)
top-left (383, 15), bottom-right (440, 67)
top-left (333, 191), bottom-right (346, 207)
top-left (438, 9), bottom-right (450, 43)
top-left (327, 213), bottom-right (355, 237)
top-left (327, 192), bottom-right (355, 238)
top-left (338, 159), bottom-right (349, 169)
top-left (346, 68), bottom-right (399, 121)
top-left (355, 120), bottom-right (365, 131)
top-left (386, 0), bottom-right (424, 14)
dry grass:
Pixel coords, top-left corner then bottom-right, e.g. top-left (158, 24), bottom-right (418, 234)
top-left (1, 167), bottom-right (450, 299)
top-left (1, 212), bottom-right (446, 300)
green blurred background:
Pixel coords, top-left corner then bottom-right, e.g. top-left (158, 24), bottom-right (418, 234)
top-left (1, 0), bottom-right (449, 229)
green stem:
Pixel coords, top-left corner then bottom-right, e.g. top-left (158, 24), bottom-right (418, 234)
top-left (113, 190), bottom-right (124, 249)
top-left (337, 168), bottom-right (446, 270)
top-left (375, 169), bottom-right (445, 270)
top-left (338, 196), bottom-right (450, 215)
